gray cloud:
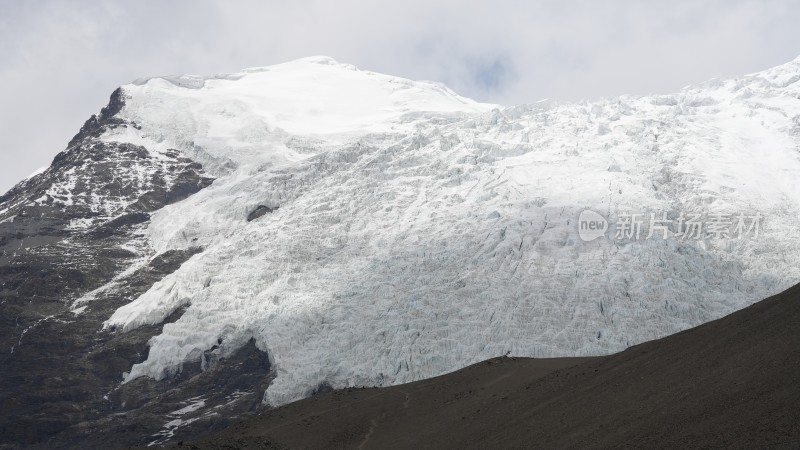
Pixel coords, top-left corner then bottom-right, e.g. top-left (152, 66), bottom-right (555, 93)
top-left (1, 0), bottom-right (799, 192)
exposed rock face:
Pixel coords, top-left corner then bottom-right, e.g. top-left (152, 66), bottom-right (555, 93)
top-left (246, 205), bottom-right (278, 222)
top-left (0, 90), bottom-right (270, 449)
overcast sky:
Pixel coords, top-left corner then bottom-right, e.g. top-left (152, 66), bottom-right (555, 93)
top-left (1, 0), bottom-right (799, 193)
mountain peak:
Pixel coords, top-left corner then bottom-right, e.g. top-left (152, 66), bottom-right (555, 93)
top-left (112, 57), bottom-right (497, 174)
top-left (289, 55), bottom-right (340, 65)
top-left (239, 55), bottom-right (348, 74)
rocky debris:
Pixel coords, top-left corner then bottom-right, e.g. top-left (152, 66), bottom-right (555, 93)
top-left (246, 205), bottom-right (278, 222)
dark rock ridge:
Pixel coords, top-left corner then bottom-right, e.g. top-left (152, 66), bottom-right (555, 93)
top-left (66, 87), bottom-right (129, 149)
top-left (0, 89), bottom-right (272, 449)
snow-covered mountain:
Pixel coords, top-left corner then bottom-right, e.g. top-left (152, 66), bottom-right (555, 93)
top-left (104, 55), bottom-right (800, 404)
top-left (3, 55), bottom-right (800, 446)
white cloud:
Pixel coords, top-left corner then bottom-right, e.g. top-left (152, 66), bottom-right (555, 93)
top-left (1, 0), bottom-right (799, 192)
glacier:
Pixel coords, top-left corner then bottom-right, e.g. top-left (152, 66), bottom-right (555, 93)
top-left (94, 55), bottom-right (800, 406)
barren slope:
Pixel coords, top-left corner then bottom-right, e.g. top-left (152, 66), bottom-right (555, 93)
top-left (183, 281), bottom-right (800, 449)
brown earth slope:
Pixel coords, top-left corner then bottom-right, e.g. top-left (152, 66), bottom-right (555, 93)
top-left (177, 282), bottom-right (800, 449)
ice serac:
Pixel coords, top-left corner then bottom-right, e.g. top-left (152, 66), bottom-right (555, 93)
top-left (102, 56), bottom-right (800, 406)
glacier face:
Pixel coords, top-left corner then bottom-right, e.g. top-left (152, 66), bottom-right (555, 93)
top-left (98, 56), bottom-right (800, 406)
